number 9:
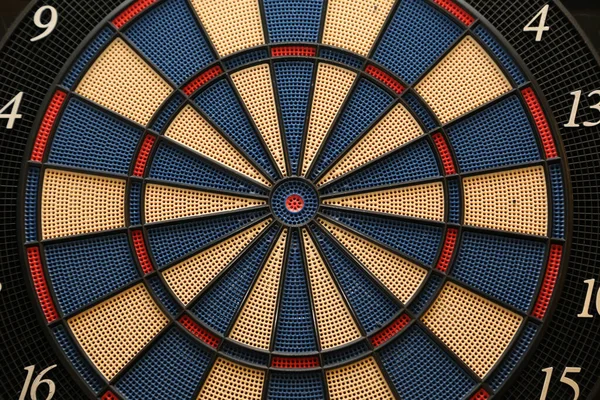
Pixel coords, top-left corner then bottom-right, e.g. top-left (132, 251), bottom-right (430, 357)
top-left (31, 6), bottom-right (58, 42)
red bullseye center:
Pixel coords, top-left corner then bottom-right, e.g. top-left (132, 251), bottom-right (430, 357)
top-left (286, 194), bottom-right (305, 213)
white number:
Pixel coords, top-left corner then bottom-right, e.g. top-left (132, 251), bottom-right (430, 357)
top-left (31, 6), bottom-right (58, 42)
top-left (0, 92), bottom-right (24, 129)
top-left (524, 4), bottom-right (550, 42)
top-left (19, 365), bottom-right (57, 400)
top-left (566, 90), bottom-right (600, 128)
top-left (578, 278), bottom-right (600, 318)
top-left (541, 367), bottom-right (582, 400)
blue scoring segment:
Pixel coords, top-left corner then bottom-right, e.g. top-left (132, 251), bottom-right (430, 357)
top-left (124, 0), bottom-right (215, 86)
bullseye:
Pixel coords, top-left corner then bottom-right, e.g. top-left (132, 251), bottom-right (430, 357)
top-left (285, 194), bottom-right (304, 213)
top-left (270, 179), bottom-right (319, 226)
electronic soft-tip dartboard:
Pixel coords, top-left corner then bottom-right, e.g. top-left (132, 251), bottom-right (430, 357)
top-left (1, 0), bottom-right (600, 399)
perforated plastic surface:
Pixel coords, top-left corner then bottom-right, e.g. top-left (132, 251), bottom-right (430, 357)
top-left (8, 0), bottom-right (573, 398)
top-left (53, 325), bottom-right (105, 394)
top-left (325, 357), bottom-right (395, 400)
top-left (194, 79), bottom-right (278, 180)
top-left (144, 183), bottom-right (265, 224)
top-left (75, 38), bottom-right (172, 125)
top-left (197, 358), bottom-right (265, 400)
top-left (324, 182), bottom-right (444, 221)
top-left (124, 0), bottom-right (215, 85)
top-left (463, 166), bottom-right (548, 236)
top-left (49, 98), bottom-right (143, 175)
top-left (322, 0), bottom-right (395, 57)
top-left (274, 231), bottom-right (318, 353)
top-left (318, 218), bottom-right (427, 304)
top-left (446, 95), bottom-right (541, 172)
top-left (116, 327), bottom-right (212, 399)
top-left (68, 284), bottom-right (169, 379)
top-left (264, 0), bottom-right (323, 44)
top-left (162, 219), bottom-right (272, 304)
top-left (380, 326), bottom-right (476, 399)
top-left (45, 234), bottom-right (138, 315)
top-left (190, 0), bottom-right (265, 58)
top-left (301, 63), bottom-right (356, 176)
top-left (319, 103), bottom-right (424, 186)
top-left (149, 142), bottom-right (267, 196)
top-left (41, 169), bottom-right (126, 240)
top-left (302, 229), bottom-right (361, 349)
top-left (230, 229), bottom-right (287, 349)
top-left (232, 64), bottom-right (287, 176)
top-left (452, 231), bottom-right (546, 311)
top-left (192, 225), bottom-right (280, 334)
top-left (147, 209), bottom-right (269, 268)
top-left (422, 282), bottom-right (523, 377)
top-left (374, 0), bottom-right (462, 84)
top-left (63, 26), bottom-right (114, 90)
top-left (416, 36), bottom-right (512, 124)
top-left (321, 208), bottom-right (444, 267)
top-left (274, 61), bottom-right (313, 175)
top-left (267, 371), bottom-right (325, 400)
top-left (310, 224), bottom-right (400, 334)
top-left (321, 139), bottom-right (441, 195)
top-left (309, 78), bottom-right (394, 180)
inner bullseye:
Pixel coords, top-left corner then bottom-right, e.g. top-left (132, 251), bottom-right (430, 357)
top-left (285, 194), bottom-right (305, 213)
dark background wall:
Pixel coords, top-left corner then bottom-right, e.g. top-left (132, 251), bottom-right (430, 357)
top-left (1, 0), bottom-right (599, 52)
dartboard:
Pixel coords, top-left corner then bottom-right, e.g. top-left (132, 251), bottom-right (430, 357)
top-left (1, 0), bottom-right (600, 399)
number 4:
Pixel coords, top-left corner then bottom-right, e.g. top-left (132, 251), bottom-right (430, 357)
top-left (541, 367), bottom-right (581, 400)
top-left (0, 92), bottom-right (24, 129)
top-left (524, 4), bottom-right (550, 42)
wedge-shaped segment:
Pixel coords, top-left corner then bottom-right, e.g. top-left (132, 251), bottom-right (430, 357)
top-left (41, 169), bottom-right (125, 240)
top-left (422, 282), bottom-right (523, 378)
top-left (68, 284), bottom-right (168, 380)
top-left (301, 229), bottom-right (361, 349)
top-left (318, 218), bottom-right (428, 303)
top-left (463, 166), bottom-right (548, 236)
top-left (76, 38), bottom-right (172, 125)
top-left (302, 63), bottom-right (356, 176)
top-left (323, 182), bottom-right (445, 222)
top-left (416, 36), bottom-right (511, 124)
top-left (162, 219), bottom-right (272, 305)
top-left (229, 230), bottom-right (287, 349)
top-left (145, 183), bottom-right (265, 224)
top-left (165, 105), bottom-right (270, 186)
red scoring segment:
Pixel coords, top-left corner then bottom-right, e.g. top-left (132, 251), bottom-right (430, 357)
top-left (433, 0), bottom-right (475, 26)
top-left (179, 315), bottom-right (221, 348)
top-left (271, 46), bottom-right (317, 58)
top-left (285, 194), bottom-right (305, 213)
top-left (182, 65), bottom-right (223, 96)
top-left (131, 229), bottom-right (154, 275)
top-left (532, 244), bottom-right (563, 320)
top-left (27, 246), bottom-right (59, 323)
top-left (522, 87), bottom-right (558, 159)
top-left (133, 134), bottom-right (156, 177)
top-left (271, 355), bottom-right (320, 369)
top-left (101, 391), bottom-right (119, 400)
top-left (365, 65), bottom-right (405, 95)
top-left (370, 314), bottom-right (411, 347)
top-left (31, 90), bottom-right (67, 162)
top-left (470, 388), bottom-right (491, 400)
top-left (432, 133), bottom-right (457, 175)
top-left (112, 0), bottom-right (157, 29)
top-left (436, 228), bottom-right (458, 273)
